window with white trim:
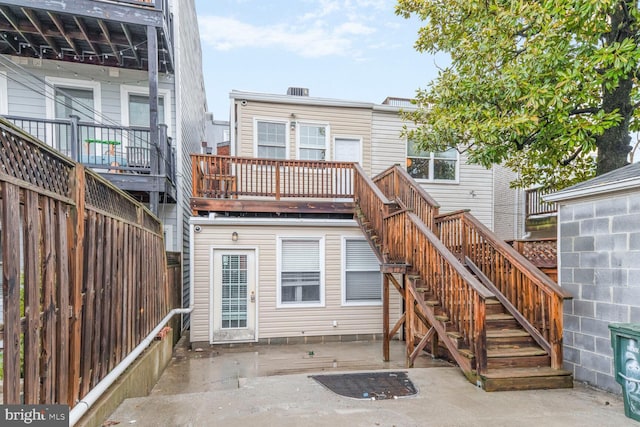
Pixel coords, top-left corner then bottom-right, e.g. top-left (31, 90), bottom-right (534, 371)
top-left (407, 140), bottom-right (458, 181)
top-left (279, 238), bottom-right (323, 305)
top-left (257, 120), bottom-right (287, 159)
top-left (344, 239), bottom-right (381, 303)
top-left (299, 124), bottom-right (327, 160)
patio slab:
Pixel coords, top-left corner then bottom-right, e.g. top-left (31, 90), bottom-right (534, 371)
top-left (105, 338), bottom-right (633, 427)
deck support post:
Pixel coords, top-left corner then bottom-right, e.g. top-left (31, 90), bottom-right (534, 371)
top-left (147, 24), bottom-right (159, 214)
top-left (383, 273), bottom-right (390, 361)
top-left (405, 274), bottom-right (414, 367)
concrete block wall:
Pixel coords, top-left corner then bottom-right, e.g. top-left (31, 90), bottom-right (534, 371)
top-left (559, 191), bottom-right (640, 393)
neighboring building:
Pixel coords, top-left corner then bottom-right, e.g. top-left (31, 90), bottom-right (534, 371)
top-left (189, 88), bottom-right (524, 346)
top-left (204, 111), bottom-right (230, 154)
top-left (546, 162), bottom-right (640, 394)
top-left (0, 0), bottom-right (207, 322)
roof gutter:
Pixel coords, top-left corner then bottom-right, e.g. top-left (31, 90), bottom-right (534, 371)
top-left (544, 177), bottom-right (640, 202)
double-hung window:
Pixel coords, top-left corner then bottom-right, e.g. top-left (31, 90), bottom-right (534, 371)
top-left (257, 120), bottom-right (287, 159)
top-left (279, 238), bottom-right (324, 306)
top-left (407, 140), bottom-right (458, 182)
top-left (343, 238), bottom-right (381, 304)
top-left (298, 124), bottom-right (328, 160)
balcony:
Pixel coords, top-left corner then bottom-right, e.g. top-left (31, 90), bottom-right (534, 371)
top-left (190, 154), bottom-right (356, 215)
top-left (525, 186), bottom-right (558, 236)
top-left (4, 114), bottom-right (176, 201)
top-left (0, 0), bottom-right (173, 72)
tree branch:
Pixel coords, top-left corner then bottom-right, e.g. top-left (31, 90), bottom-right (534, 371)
top-left (570, 107), bottom-right (599, 115)
top-left (632, 100), bottom-right (640, 111)
top-left (561, 146), bottom-right (584, 166)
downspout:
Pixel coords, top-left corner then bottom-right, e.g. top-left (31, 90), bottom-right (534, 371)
top-left (68, 306), bottom-right (193, 426)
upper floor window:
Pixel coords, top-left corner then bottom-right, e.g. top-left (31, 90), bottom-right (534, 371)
top-left (298, 124), bottom-right (328, 160)
top-left (406, 140), bottom-right (458, 181)
top-left (257, 121), bottom-right (287, 159)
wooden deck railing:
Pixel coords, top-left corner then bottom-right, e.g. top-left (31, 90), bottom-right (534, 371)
top-left (353, 166), bottom-right (491, 374)
top-left (373, 165), bottom-right (440, 230)
top-left (352, 164), bottom-right (399, 261)
top-left (0, 118), bottom-right (179, 406)
top-left (382, 209), bottom-right (492, 373)
top-left (435, 210), bottom-right (572, 369)
top-left (191, 154), bottom-right (355, 200)
top-left (525, 187), bottom-right (558, 218)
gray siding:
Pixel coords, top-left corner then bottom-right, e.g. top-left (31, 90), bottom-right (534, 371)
top-left (173, 0), bottom-right (208, 325)
top-left (2, 59), bottom-right (176, 128)
top-left (559, 190), bottom-right (640, 394)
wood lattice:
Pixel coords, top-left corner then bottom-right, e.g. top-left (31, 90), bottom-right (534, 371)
top-left (518, 239), bottom-right (557, 268)
top-left (0, 121), bottom-right (73, 198)
top-left (84, 172), bottom-right (139, 224)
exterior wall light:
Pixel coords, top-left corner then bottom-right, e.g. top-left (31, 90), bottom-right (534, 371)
top-left (231, 231), bottom-right (239, 242)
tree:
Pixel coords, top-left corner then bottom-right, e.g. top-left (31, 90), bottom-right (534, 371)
top-left (396, 0), bottom-right (640, 189)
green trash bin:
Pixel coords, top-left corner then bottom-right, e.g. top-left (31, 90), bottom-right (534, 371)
top-left (610, 323), bottom-right (640, 422)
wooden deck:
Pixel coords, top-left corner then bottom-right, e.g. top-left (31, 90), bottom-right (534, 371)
top-left (191, 154), bottom-right (356, 215)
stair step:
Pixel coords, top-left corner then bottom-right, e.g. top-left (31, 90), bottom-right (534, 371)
top-left (434, 314), bottom-right (449, 322)
top-left (482, 367), bottom-right (572, 379)
top-left (424, 299), bottom-right (440, 307)
top-left (480, 367), bottom-right (573, 392)
top-left (487, 329), bottom-right (530, 338)
top-left (488, 347), bottom-right (547, 358)
top-left (458, 348), bottom-right (475, 359)
top-left (486, 313), bottom-right (518, 328)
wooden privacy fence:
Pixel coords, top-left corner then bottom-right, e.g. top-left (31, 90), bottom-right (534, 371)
top-left (0, 119), bottom-right (178, 406)
top-left (191, 154), bottom-right (355, 200)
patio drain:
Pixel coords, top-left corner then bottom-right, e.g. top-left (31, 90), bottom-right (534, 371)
top-left (310, 371), bottom-right (417, 400)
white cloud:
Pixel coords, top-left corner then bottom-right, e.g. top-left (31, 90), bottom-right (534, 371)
top-left (198, 16), bottom-right (355, 58)
top-left (197, 0), bottom-right (398, 59)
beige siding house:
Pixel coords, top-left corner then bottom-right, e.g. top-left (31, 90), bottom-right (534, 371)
top-left (189, 89), bottom-right (522, 345)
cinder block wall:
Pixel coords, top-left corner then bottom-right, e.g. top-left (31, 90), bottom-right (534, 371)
top-left (559, 191), bottom-right (640, 393)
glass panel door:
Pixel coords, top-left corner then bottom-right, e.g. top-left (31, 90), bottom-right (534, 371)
top-left (212, 249), bottom-right (256, 342)
top-left (221, 254), bottom-right (248, 328)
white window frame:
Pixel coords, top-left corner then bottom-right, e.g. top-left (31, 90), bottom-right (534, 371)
top-left (406, 140), bottom-right (460, 184)
top-left (0, 71), bottom-right (8, 115)
top-left (253, 117), bottom-right (291, 159)
top-left (296, 122), bottom-right (329, 161)
top-left (120, 84), bottom-right (172, 137)
top-left (341, 237), bottom-right (382, 306)
top-left (45, 76), bottom-right (102, 122)
top-left (276, 236), bottom-right (325, 308)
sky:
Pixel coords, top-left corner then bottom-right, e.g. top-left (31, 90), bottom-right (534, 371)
top-left (194, 0), bottom-right (447, 121)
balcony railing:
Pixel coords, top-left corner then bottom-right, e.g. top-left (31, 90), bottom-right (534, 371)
top-left (191, 155), bottom-right (356, 200)
top-left (4, 115), bottom-right (176, 183)
top-left (525, 187), bottom-right (558, 219)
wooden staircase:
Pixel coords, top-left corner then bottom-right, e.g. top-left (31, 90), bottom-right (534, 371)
top-left (352, 164), bottom-right (573, 391)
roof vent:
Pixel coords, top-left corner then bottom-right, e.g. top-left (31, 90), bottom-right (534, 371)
top-left (287, 87), bottom-right (309, 96)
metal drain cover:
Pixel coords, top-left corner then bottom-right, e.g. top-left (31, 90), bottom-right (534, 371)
top-left (310, 371), bottom-right (417, 399)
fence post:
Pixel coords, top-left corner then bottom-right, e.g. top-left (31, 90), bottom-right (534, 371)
top-left (69, 115), bottom-right (80, 162)
top-left (68, 164), bottom-right (85, 405)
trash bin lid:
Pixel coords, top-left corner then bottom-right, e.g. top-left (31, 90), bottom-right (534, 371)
top-left (610, 323), bottom-right (640, 335)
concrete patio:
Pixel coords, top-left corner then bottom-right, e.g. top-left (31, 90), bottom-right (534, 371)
top-left (106, 337), bottom-right (634, 426)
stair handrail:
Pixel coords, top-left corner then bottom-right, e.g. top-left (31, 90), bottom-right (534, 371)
top-left (373, 165), bottom-right (440, 230)
top-left (353, 163), bottom-right (398, 262)
top-left (396, 211), bottom-right (493, 374)
top-left (436, 210), bottom-right (572, 369)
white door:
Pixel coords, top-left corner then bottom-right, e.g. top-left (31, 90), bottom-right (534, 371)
top-left (334, 137), bottom-right (361, 164)
top-left (212, 249), bottom-right (256, 342)
top-left (334, 138), bottom-right (361, 199)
